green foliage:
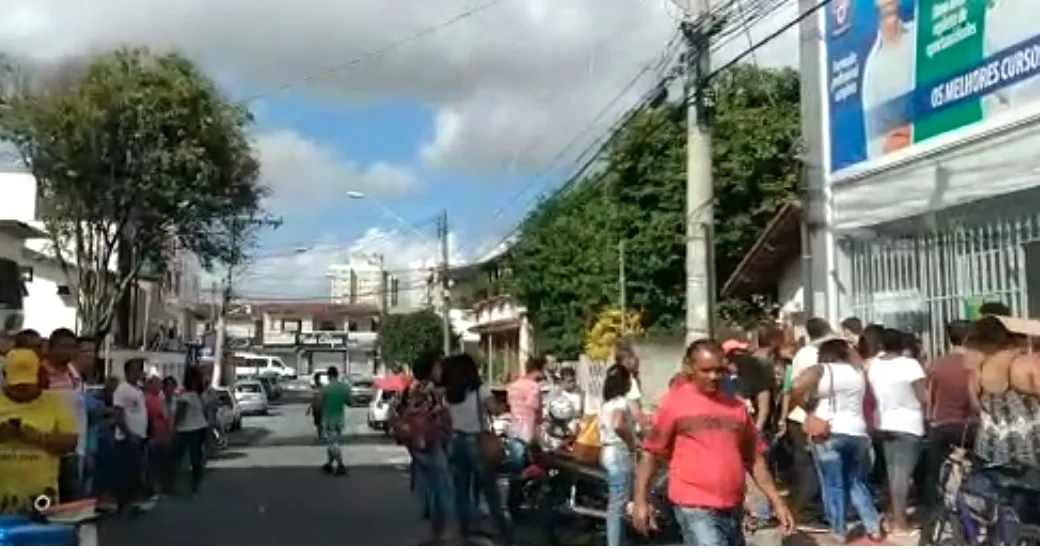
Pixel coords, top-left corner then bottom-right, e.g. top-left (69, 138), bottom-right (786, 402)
top-left (0, 48), bottom-right (275, 336)
top-left (377, 309), bottom-right (456, 368)
top-left (509, 65), bottom-right (802, 356)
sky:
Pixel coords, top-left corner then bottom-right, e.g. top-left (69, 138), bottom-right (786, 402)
top-left (0, 0), bottom-right (802, 302)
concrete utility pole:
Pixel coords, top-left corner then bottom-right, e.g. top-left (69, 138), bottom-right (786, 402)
top-left (437, 210), bottom-right (452, 355)
top-left (212, 222), bottom-right (238, 389)
top-left (376, 253), bottom-right (388, 316)
top-left (681, 0), bottom-right (714, 344)
top-left (618, 239), bottom-right (627, 334)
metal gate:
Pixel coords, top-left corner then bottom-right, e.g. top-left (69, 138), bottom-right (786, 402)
top-left (843, 205), bottom-right (1040, 357)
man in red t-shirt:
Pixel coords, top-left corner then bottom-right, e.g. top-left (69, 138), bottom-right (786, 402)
top-left (632, 339), bottom-right (793, 545)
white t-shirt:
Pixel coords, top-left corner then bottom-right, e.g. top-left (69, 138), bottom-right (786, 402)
top-left (787, 344), bottom-right (821, 423)
top-left (625, 377), bottom-right (642, 404)
top-left (448, 385), bottom-right (494, 434)
top-left (867, 355), bottom-right (926, 436)
top-left (113, 381), bottom-right (148, 440)
top-left (862, 23), bottom-right (916, 158)
top-left (598, 396), bottom-right (634, 447)
top-left (814, 362), bottom-right (869, 437)
top-left (176, 392), bottom-right (209, 432)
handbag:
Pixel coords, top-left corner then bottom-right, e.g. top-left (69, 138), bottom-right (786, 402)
top-left (803, 364), bottom-right (835, 441)
top-left (571, 415), bottom-right (602, 464)
top-left (475, 389), bottom-right (505, 468)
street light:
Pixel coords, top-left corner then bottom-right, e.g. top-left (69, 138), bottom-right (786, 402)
top-left (345, 190), bottom-right (428, 240)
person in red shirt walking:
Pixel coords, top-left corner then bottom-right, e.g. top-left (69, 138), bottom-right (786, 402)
top-left (632, 339), bottom-right (794, 545)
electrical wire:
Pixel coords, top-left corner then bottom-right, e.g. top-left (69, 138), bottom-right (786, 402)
top-left (239, 0), bottom-right (513, 103)
top-left (709, 0), bottom-right (831, 80)
top-left (469, 30), bottom-right (685, 255)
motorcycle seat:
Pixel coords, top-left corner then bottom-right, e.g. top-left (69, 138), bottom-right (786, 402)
top-left (540, 450), bottom-right (607, 482)
top-left (984, 465), bottom-right (1040, 493)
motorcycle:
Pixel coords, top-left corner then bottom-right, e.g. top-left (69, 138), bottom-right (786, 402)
top-left (508, 449), bottom-right (679, 545)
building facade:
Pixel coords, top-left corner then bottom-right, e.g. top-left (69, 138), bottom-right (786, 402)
top-left (0, 169), bottom-right (201, 343)
top-left (203, 301), bottom-right (382, 376)
top-left (451, 249), bottom-right (534, 386)
top-left (803, 0), bottom-right (1040, 353)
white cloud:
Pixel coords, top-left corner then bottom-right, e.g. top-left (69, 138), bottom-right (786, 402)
top-left (253, 129), bottom-right (419, 215)
top-left (0, 0), bottom-right (801, 175)
top-left (228, 227), bottom-right (467, 302)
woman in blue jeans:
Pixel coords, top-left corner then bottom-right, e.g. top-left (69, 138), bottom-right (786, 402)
top-left (599, 366), bottom-right (638, 545)
top-left (791, 338), bottom-right (884, 543)
top-left (398, 350), bottom-right (456, 544)
top-left (442, 354), bottom-right (512, 543)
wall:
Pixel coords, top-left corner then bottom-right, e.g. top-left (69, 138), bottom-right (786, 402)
top-left (0, 172), bottom-right (38, 222)
top-left (22, 257), bottom-right (77, 336)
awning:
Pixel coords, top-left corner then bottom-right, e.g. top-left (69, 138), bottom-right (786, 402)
top-left (720, 200), bottom-right (803, 298)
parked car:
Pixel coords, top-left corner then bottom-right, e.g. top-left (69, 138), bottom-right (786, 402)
top-left (349, 378), bottom-right (376, 407)
top-left (367, 388), bottom-right (400, 434)
top-left (214, 387), bottom-right (242, 431)
top-left (234, 380), bottom-right (269, 415)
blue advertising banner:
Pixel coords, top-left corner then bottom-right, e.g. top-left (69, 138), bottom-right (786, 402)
top-left (825, 0), bottom-right (1040, 173)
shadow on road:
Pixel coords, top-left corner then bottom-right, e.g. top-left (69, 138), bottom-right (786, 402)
top-left (255, 433), bottom-right (394, 447)
top-left (227, 426), bottom-right (271, 447)
top-left (99, 464), bottom-right (428, 545)
top-left (208, 450), bottom-right (249, 461)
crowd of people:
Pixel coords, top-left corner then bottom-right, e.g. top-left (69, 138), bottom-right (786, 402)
top-left (388, 300), bottom-right (1040, 546)
top-left (0, 327), bottom-right (219, 518)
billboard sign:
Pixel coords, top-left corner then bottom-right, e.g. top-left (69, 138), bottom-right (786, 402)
top-left (825, 0), bottom-right (1040, 173)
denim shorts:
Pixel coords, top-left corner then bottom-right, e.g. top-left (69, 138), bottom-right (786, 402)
top-left (674, 505), bottom-right (744, 546)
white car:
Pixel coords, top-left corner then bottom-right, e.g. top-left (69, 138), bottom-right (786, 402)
top-left (367, 388), bottom-right (399, 434)
top-left (234, 380), bottom-right (269, 415)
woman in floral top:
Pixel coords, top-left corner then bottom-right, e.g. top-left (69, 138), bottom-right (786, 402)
top-left (398, 350), bottom-right (454, 543)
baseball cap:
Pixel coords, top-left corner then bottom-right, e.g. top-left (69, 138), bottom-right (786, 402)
top-left (3, 348), bottom-right (41, 386)
top-left (721, 339), bottom-right (749, 355)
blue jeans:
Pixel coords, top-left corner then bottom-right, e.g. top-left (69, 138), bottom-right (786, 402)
top-left (449, 433), bottom-right (511, 540)
top-left (674, 506), bottom-right (744, 545)
top-left (812, 434), bottom-right (882, 540)
top-left (412, 445), bottom-right (454, 532)
top-left (601, 446), bottom-right (633, 546)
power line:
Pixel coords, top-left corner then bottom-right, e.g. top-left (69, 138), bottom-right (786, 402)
top-left (709, 0), bottom-right (831, 80)
top-left (239, 0), bottom-right (512, 103)
top-left (468, 32), bottom-right (684, 256)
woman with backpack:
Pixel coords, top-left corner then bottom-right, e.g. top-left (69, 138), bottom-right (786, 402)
top-left (393, 351), bottom-right (454, 544)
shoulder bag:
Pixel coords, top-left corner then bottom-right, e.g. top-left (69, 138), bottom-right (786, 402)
top-left (803, 364), bottom-right (835, 441)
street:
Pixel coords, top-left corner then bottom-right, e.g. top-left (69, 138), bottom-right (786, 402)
top-left (98, 401), bottom-right (425, 545)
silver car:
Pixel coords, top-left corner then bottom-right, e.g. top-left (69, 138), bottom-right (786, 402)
top-left (234, 380), bottom-right (269, 415)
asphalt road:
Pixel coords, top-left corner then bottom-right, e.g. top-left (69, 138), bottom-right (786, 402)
top-left (98, 398), bottom-right (426, 545)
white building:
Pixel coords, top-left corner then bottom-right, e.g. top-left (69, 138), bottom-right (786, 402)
top-left (0, 169), bottom-right (201, 342)
top-left (327, 255), bottom-right (403, 310)
top-left (800, 0), bottom-right (1040, 353)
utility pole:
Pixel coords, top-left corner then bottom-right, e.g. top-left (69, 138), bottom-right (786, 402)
top-left (377, 254), bottom-right (389, 317)
top-left (681, 0), bottom-right (714, 344)
top-left (437, 210), bottom-right (452, 355)
top-left (212, 221), bottom-right (238, 389)
top-left (618, 239), bottom-right (627, 335)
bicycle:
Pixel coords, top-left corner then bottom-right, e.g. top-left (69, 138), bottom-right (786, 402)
top-left (921, 448), bottom-right (1040, 545)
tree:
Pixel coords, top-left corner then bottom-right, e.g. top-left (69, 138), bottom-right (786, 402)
top-left (585, 308), bottom-right (645, 361)
top-left (509, 65), bottom-right (801, 354)
top-left (0, 48), bottom-right (274, 338)
top-left (377, 309), bottom-right (455, 369)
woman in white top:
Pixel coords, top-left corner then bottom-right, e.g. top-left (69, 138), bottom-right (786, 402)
top-left (442, 354), bottom-right (511, 543)
top-left (173, 366), bottom-right (210, 494)
top-left (599, 365), bottom-right (637, 546)
top-left (792, 338), bottom-right (883, 543)
top-left (866, 328), bottom-right (927, 535)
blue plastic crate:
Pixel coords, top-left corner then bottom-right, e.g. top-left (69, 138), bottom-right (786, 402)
top-left (0, 522), bottom-right (77, 546)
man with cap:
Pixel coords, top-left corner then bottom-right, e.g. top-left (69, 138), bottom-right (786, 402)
top-left (0, 349), bottom-right (78, 513)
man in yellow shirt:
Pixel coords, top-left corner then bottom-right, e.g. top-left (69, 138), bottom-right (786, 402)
top-left (0, 349), bottom-right (77, 514)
